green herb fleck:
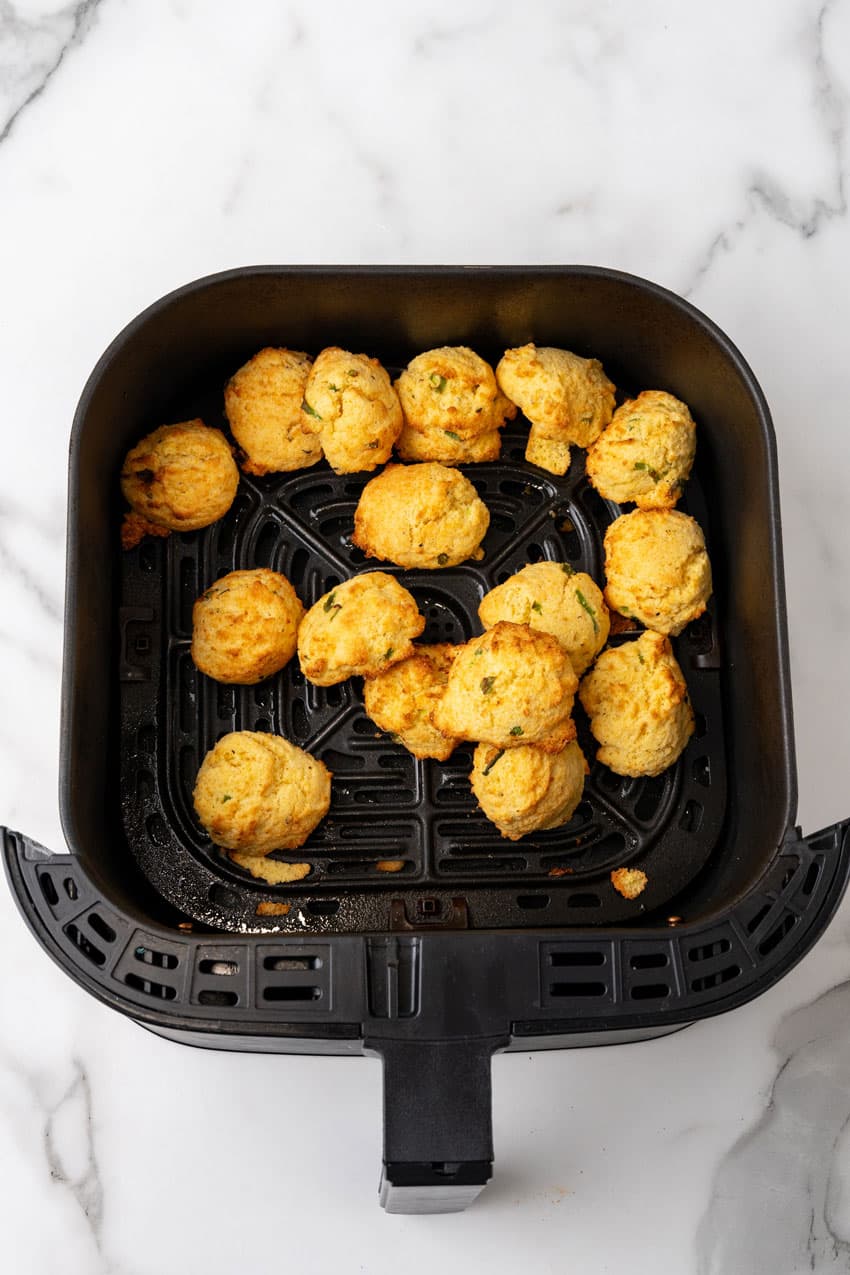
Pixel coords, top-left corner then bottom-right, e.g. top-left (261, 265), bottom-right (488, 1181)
top-left (383, 646), bottom-right (395, 661)
top-left (366, 440), bottom-right (380, 449)
top-left (575, 588), bottom-right (599, 634)
top-left (531, 600), bottom-right (543, 614)
top-left (444, 429), bottom-right (462, 442)
top-left (560, 563), bottom-right (575, 577)
top-left (323, 591), bottom-right (337, 612)
top-left (301, 398), bottom-right (322, 420)
top-left (430, 373), bottom-right (447, 392)
top-left (347, 368), bottom-right (359, 377)
top-left (509, 725), bottom-right (524, 737)
top-left (580, 413), bottom-right (594, 425)
top-left (480, 675), bottom-right (496, 694)
top-left (473, 648), bottom-right (483, 658)
top-left (437, 552), bottom-right (449, 565)
top-left (637, 648), bottom-right (645, 665)
top-left (328, 382), bottom-right (340, 392)
top-left (634, 460), bottom-right (660, 481)
top-left (221, 794), bottom-right (232, 803)
top-left (482, 749), bottom-right (505, 776)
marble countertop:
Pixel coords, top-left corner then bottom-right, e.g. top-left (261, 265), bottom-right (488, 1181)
top-left (1, 1), bottom-right (850, 1271)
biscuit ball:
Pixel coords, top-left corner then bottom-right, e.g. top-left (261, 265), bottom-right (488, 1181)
top-left (363, 643), bottom-right (459, 761)
top-left (586, 390), bottom-right (696, 509)
top-left (224, 347), bottom-right (321, 475)
top-left (297, 571), bottom-right (425, 686)
top-left (433, 621), bottom-right (578, 752)
top-left (300, 348), bottom-right (402, 474)
top-left (471, 739), bottom-right (587, 841)
top-left (496, 344), bottom-right (616, 451)
top-left (395, 347), bottom-right (516, 441)
top-left (191, 569), bottom-right (305, 684)
top-left (353, 463), bottom-right (490, 570)
top-left (579, 631), bottom-right (694, 777)
top-left (395, 422), bottom-right (502, 465)
top-left (479, 563), bottom-right (609, 675)
top-left (193, 731), bottom-right (331, 854)
top-left (603, 509), bottom-right (712, 636)
top-left (120, 420), bottom-right (239, 547)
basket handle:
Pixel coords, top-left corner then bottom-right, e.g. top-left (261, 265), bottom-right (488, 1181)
top-left (372, 1037), bottom-right (500, 1214)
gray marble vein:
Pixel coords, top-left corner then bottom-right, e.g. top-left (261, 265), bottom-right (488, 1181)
top-left (44, 1061), bottom-right (104, 1252)
top-left (0, 0), bottom-right (104, 146)
top-left (685, 0), bottom-right (846, 296)
top-left (697, 981), bottom-right (850, 1274)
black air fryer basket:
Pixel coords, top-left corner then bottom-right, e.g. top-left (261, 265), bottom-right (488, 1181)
top-left (4, 267), bottom-right (848, 1213)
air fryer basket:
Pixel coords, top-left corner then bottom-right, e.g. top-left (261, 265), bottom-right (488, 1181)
top-left (4, 267), bottom-right (848, 1214)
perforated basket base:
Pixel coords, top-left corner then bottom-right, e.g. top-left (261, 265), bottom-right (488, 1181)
top-left (119, 410), bottom-right (726, 933)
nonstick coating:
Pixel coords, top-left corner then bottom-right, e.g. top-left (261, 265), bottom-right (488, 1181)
top-left (119, 380), bottom-right (726, 932)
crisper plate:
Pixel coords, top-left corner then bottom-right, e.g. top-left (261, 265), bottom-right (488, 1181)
top-left (119, 380), bottom-right (726, 932)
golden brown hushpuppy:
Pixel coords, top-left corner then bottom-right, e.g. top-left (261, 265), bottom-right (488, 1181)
top-left (434, 621), bottom-right (578, 752)
top-left (120, 420), bottom-right (239, 548)
top-left (479, 562), bottom-right (609, 675)
top-left (395, 423), bottom-right (502, 465)
top-left (579, 631), bottom-right (694, 777)
top-left (300, 348), bottom-right (402, 473)
top-left (603, 509), bottom-right (712, 636)
top-left (353, 463), bottom-right (490, 570)
top-left (395, 346), bottom-right (516, 443)
top-left (191, 569), bottom-right (305, 684)
top-left (471, 739), bottom-right (587, 841)
top-left (496, 344), bottom-right (616, 471)
top-left (193, 731), bottom-right (331, 853)
top-left (297, 572), bottom-right (425, 685)
top-left (363, 644), bottom-right (459, 760)
top-left (586, 390), bottom-right (696, 509)
top-left (224, 347), bottom-right (321, 475)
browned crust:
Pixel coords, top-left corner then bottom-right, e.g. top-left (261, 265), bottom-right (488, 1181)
top-left (121, 511), bottom-right (171, 550)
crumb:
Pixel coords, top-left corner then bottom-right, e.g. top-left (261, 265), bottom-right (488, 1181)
top-left (256, 901), bottom-right (291, 916)
top-left (548, 865), bottom-right (574, 877)
top-left (608, 609), bottom-right (640, 635)
top-left (121, 511), bottom-right (170, 550)
top-left (228, 852), bottom-right (311, 885)
top-left (375, 859), bottom-right (405, 872)
top-left (611, 866), bottom-right (648, 899)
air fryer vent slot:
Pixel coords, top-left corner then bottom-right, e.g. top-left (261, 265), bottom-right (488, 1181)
top-left (64, 922), bottom-right (105, 968)
top-left (550, 981), bottom-right (607, 998)
top-left (197, 989), bottom-right (238, 1007)
top-left (39, 872), bottom-right (59, 907)
top-left (135, 945), bottom-right (178, 969)
top-left (198, 959), bottom-right (237, 976)
top-left (550, 951), bottom-right (605, 967)
top-left (630, 952), bottom-right (668, 970)
top-left (688, 939), bottom-right (731, 962)
top-left (256, 945), bottom-right (332, 1011)
top-left (263, 985), bottom-right (320, 1002)
top-left (264, 956), bottom-right (321, 971)
top-left (630, 983), bottom-right (670, 1000)
top-left (691, 964), bottom-right (741, 993)
top-left (124, 972), bottom-right (177, 1000)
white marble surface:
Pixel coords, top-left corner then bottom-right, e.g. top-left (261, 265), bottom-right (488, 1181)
top-left (1, 0), bottom-right (849, 1270)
